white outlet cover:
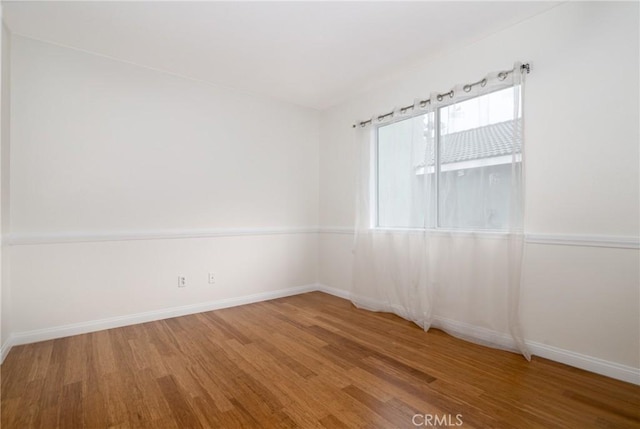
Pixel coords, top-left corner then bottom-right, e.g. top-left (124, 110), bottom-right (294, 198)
top-left (178, 276), bottom-right (187, 287)
top-left (208, 273), bottom-right (215, 284)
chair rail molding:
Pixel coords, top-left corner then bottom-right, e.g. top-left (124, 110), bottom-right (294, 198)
top-left (317, 227), bottom-right (639, 250)
top-left (6, 227), bottom-right (321, 245)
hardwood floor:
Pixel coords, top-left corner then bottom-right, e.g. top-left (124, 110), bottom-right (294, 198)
top-left (1, 292), bottom-right (639, 428)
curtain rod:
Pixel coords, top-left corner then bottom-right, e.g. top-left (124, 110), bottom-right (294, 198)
top-left (352, 63), bottom-right (530, 128)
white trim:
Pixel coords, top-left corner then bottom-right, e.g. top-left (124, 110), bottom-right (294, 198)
top-left (7, 227), bottom-right (638, 249)
top-left (1, 283), bottom-right (317, 362)
top-left (2, 283), bottom-right (639, 385)
top-left (317, 284), bottom-right (351, 300)
top-left (317, 226), bottom-right (354, 235)
top-left (525, 234), bottom-right (639, 250)
top-left (0, 336), bottom-right (13, 364)
top-left (526, 341), bottom-right (640, 386)
top-left (431, 315), bottom-right (519, 351)
top-left (370, 227), bottom-right (515, 240)
top-left (317, 285), bottom-right (640, 385)
top-left (319, 227), bottom-right (639, 250)
top-left (7, 227), bottom-right (320, 246)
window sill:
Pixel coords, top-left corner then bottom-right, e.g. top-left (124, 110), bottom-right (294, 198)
top-left (368, 227), bottom-right (523, 239)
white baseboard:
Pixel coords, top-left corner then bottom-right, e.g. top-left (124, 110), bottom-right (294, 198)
top-left (316, 284), bottom-right (640, 385)
top-left (430, 315), bottom-right (520, 352)
top-left (3, 282), bottom-right (638, 386)
top-left (0, 336), bottom-right (14, 364)
top-left (526, 341), bottom-right (640, 385)
top-left (316, 284), bottom-right (351, 300)
top-left (0, 283), bottom-right (318, 364)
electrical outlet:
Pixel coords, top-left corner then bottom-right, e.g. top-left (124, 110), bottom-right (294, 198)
top-left (208, 272), bottom-right (215, 284)
top-left (178, 276), bottom-right (187, 288)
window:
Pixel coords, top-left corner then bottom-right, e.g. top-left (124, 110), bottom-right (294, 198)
top-left (376, 86), bottom-right (521, 231)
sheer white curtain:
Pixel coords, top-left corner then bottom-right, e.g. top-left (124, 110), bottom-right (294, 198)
top-left (352, 63), bottom-right (529, 358)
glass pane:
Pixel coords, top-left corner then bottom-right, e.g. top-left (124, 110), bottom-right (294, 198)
top-left (438, 87), bottom-right (521, 230)
top-left (377, 113), bottom-right (435, 228)
top-left (440, 86), bottom-right (519, 134)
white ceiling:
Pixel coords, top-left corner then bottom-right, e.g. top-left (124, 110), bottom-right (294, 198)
top-left (3, 1), bottom-right (560, 109)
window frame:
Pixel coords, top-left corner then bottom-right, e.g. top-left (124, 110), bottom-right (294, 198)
top-left (373, 84), bottom-right (520, 233)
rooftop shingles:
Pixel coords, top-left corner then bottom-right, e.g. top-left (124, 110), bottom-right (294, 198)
top-left (419, 120), bottom-right (522, 167)
top-left (440, 119), bottom-right (522, 164)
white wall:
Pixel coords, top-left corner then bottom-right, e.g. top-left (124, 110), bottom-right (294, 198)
top-left (11, 36), bottom-right (319, 233)
top-left (5, 35), bottom-right (319, 344)
top-left (1, 22), bottom-right (10, 351)
top-left (319, 1), bottom-right (640, 377)
top-left (10, 234), bottom-right (317, 334)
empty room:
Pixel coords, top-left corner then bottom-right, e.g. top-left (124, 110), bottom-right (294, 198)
top-left (0, 1), bottom-right (638, 428)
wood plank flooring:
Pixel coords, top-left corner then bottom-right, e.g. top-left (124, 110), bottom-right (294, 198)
top-left (2, 292), bottom-right (639, 428)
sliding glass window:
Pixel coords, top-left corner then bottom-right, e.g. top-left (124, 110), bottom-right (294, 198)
top-left (375, 86), bottom-right (521, 231)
